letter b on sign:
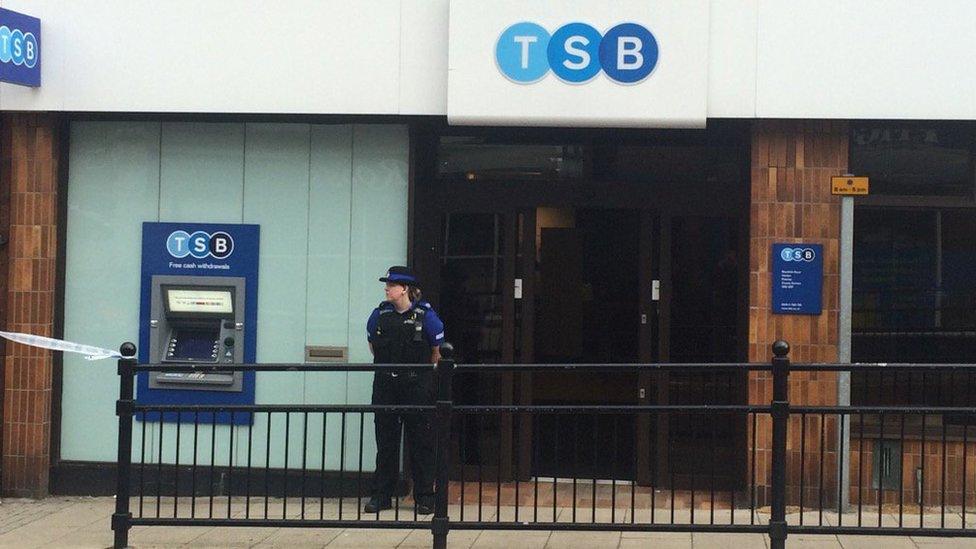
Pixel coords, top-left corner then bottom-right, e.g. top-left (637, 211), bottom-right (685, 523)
top-left (209, 232), bottom-right (234, 259)
top-left (599, 23), bottom-right (657, 84)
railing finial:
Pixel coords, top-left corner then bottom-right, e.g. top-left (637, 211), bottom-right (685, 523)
top-left (772, 340), bottom-right (790, 358)
top-left (439, 341), bottom-right (454, 360)
top-left (120, 342), bottom-right (137, 358)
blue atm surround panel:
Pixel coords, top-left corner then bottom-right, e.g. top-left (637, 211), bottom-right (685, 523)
top-left (138, 222), bottom-right (260, 424)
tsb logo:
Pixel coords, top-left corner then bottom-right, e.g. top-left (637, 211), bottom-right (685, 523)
top-left (167, 231), bottom-right (234, 260)
top-left (0, 25), bottom-right (38, 68)
top-left (780, 247), bottom-right (816, 263)
top-left (496, 22), bottom-right (657, 84)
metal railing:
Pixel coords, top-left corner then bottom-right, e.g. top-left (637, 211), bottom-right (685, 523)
top-left (111, 341), bottom-right (976, 548)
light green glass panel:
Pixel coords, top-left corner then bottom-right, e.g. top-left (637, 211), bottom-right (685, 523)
top-left (159, 123), bottom-right (245, 222)
top-left (305, 125), bottom-right (353, 356)
top-left (346, 125), bottom-right (409, 384)
top-left (61, 122), bottom-right (161, 462)
top-left (156, 122), bottom-right (246, 465)
top-left (345, 125), bottom-right (409, 469)
top-left (304, 125), bottom-right (353, 470)
top-left (243, 123), bottom-right (310, 468)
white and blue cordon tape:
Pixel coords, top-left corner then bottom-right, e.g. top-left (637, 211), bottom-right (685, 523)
top-left (0, 331), bottom-right (122, 360)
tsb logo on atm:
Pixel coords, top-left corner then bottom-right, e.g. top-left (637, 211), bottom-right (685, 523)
top-left (495, 22), bottom-right (658, 84)
top-left (167, 230), bottom-right (234, 260)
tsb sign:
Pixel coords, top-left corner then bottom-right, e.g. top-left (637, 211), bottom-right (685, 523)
top-left (0, 8), bottom-right (40, 87)
top-left (0, 25), bottom-right (38, 68)
top-left (496, 22), bottom-right (658, 84)
top-left (167, 231), bottom-right (235, 260)
top-left (779, 247), bottom-right (817, 263)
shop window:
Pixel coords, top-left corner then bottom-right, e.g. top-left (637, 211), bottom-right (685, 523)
top-left (850, 125), bottom-right (974, 198)
top-left (852, 209), bottom-right (938, 335)
top-left (852, 207), bottom-right (976, 427)
top-left (853, 208), bottom-right (976, 355)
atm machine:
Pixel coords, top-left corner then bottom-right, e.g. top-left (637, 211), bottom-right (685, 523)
top-left (148, 276), bottom-right (245, 390)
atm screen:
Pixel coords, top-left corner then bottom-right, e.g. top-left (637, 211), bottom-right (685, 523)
top-left (166, 288), bottom-right (233, 315)
top-left (170, 327), bottom-right (219, 361)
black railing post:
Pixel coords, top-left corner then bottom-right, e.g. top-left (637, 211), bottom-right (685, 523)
top-left (432, 343), bottom-right (455, 549)
top-left (112, 342), bottom-right (137, 549)
top-left (770, 340), bottom-right (791, 549)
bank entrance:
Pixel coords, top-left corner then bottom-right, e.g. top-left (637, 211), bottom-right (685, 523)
top-left (412, 124), bottom-right (750, 487)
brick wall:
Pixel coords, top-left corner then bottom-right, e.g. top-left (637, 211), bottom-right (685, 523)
top-left (748, 120), bottom-right (848, 506)
top-left (0, 113), bottom-right (60, 498)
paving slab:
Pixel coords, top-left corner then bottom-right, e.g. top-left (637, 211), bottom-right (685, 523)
top-left (544, 530), bottom-right (621, 548)
top-left (189, 525), bottom-right (278, 547)
top-left (468, 530), bottom-right (552, 549)
top-left (619, 538), bottom-right (695, 549)
top-left (254, 527), bottom-right (344, 548)
top-left (835, 534), bottom-right (919, 549)
top-left (323, 527), bottom-right (411, 548)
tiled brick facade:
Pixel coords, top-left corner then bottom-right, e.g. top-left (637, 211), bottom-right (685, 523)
top-left (851, 437), bottom-right (976, 508)
top-left (748, 120), bottom-right (847, 506)
top-left (0, 114), bottom-right (60, 498)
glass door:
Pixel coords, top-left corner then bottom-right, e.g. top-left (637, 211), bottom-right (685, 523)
top-left (436, 209), bottom-right (528, 480)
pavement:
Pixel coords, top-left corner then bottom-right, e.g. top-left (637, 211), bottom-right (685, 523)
top-left (1, 496), bottom-right (976, 548)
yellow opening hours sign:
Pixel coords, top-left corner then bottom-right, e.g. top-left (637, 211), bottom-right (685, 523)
top-left (831, 176), bottom-right (869, 196)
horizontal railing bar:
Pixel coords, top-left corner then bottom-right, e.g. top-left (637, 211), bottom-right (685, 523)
top-left (789, 526), bottom-right (976, 537)
top-left (131, 363), bottom-right (434, 373)
top-left (131, 517), bottom-right (773, 534)
top-left (791, 406), bottom-right (976, 414)
top-left (132, 404), bottom-right (433, 413)
top-left (455, 363), bottom-right (767, 371)
top-left (453, 405), bottom-right (771, 413)
top-left (128, 404), bottom-right (976, 415)
top-left (131, 361), bottom-right (976, 374)
top-left (451, 523), bottom-right (770, 533)
top-left (130, 518), bottom-right (427, 528)
top-left (789, 363), bottom-right (976, 371)
top-left (125, 516), bottom-right (976, 536)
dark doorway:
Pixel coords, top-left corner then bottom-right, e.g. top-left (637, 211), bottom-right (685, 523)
top-left (411, 123), bottom-right (751, 486)
top-left (535, 209), bottom-right (640, 364)
top-left (532, 209), bottom-right (639, 479)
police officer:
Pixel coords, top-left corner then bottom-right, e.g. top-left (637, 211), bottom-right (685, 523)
top-left (364, 266), bottom-right (445, 515)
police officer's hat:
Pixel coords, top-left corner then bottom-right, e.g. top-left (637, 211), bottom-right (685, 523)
top-left (379, 266), bottom-right (420, 288)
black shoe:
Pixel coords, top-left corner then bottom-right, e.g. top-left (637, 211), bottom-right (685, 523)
top-left (364, 496), bottom-right (392, 513)
top-left (415, 495), bottom-right (434, 515)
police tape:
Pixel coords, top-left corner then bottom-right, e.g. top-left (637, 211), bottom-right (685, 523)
top-left (0, 330), bottom-right (123, 360)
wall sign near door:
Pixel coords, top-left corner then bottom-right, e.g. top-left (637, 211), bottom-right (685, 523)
top-left (771, 243), bottom-right (823, 315)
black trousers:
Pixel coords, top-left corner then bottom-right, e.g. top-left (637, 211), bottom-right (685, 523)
top-left (371, 371), bottom-right (435, 499)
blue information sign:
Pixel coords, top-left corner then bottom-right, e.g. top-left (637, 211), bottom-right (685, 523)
top-left (0, 8), bottom-right (40, 87)
top-left (772, 243), bottom-right (823, 315)
top-left (138, 222), bottom-right (260, 424)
